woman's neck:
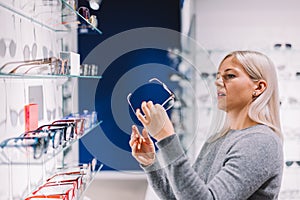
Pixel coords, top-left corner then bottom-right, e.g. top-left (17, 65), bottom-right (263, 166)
top-left (227, 108), bottom-right (258, 130)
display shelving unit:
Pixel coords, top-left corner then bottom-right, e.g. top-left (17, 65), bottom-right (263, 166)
top-left (0, 0), bottom-right (103, 199)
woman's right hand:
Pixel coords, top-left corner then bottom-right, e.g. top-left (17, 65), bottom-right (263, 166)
top-left (129, 125), bottom-right (156, 166)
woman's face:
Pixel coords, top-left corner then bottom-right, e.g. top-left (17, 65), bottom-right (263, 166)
top-left (215, 56), bottom-right (256, 113)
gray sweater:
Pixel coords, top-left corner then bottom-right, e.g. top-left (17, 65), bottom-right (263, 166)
top-left (142, 124), bottom-right (283, 200)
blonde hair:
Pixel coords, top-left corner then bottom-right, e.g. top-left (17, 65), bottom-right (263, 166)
top-left (208, 50), bottom-right (282, 141)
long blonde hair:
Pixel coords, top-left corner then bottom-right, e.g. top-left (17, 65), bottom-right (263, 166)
top-left (208, 50), bottom-right (282, 141)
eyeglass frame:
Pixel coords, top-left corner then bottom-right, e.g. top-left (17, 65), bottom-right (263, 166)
top-left (37, 123), bottom-right (76, 142)
top-left (46, 172), bottom-right (83, 190)
top-left (51, 118), bottom-right (85, 136)
top-left (21, 128), bottom-right (65, 149)
top-left (0, 38), bottom-right (17, 58)
top-left (127, 78), bottom-right (176, 116)
top-left (26, 182), bottom-right (76, 200)
top-left (0, 135), bottom-right (51, 159)
top-left (0, 57), bottom-right (68, 75)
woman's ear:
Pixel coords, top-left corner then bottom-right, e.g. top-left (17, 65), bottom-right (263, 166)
top-left (253, 80), bottom-right (267, 97)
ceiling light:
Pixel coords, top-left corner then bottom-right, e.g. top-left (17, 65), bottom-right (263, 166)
top-left (89, 0), bottom-right (102, 10)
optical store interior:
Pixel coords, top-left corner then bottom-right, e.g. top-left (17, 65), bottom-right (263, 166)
top-left (1, 0), bottom-right (300, 199)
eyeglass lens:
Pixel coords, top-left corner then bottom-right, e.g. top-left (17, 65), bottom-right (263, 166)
top-left (0, 38), bottom-right (17, 58)
top-left (23, 43), bottom-right (37, 60)
top-left (285, 161), bottom-right (300, 167)
top-left (47, 108), bottom-right (56, 121)
top-left (10, 108), bottom-right (24, 127)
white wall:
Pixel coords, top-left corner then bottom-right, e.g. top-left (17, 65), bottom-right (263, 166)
top-left (194, 0), bottom-right (300, 50)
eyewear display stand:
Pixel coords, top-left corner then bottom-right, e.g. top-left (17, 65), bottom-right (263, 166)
top-left (0, 0), bottom-right (103, 78)
top-left (0, 120), bottom-right (103, 200)
top-left (0, 0), bottom-right (102, 34)
top-left (0, 0), bottom-right (105, 199)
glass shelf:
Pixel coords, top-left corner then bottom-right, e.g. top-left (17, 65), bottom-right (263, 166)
top-left (79, 163), bottom-right (103, 199)
top-left (0, 0), bottom-right (102, 34)
top-left (24, 162), bottom-right (103, 200)
top-left (0, 121), bottom-right (103, 165)
top-left (0, 73), bottom-right (102, 79)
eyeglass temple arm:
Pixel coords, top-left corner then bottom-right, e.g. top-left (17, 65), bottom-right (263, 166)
top-left (37, 123), bottom-right (71, 130)
top-left (0, 57), bottom-right (57, 72)
top-left (19, 129), bottom-right (46, 137)
top-left (24, 64), bottom-right (54, 74)
top-left (127, 93), bottom-right (137, 114)
top-left (149, 78), bottom-right (174, 95)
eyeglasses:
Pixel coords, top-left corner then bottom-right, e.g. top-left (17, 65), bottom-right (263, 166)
top-left (0, 38), bottom-right (17, 58)
top-left (274, 43), bottom-right (292, 50)
top-left (127, 78), bottom-right (175, 116)
top-left (201, 72), bottom-right (217, 80)
top-left (0, 57), bottom-right (68, 75)
top-left (25, 182), bottom-right (76, 200)
top-left (0, 57), bottom-right (54, 73)
top-left (37, 123), bottom-right (76, 142)
top-left (23, 43), bottom-right (37, 61)
top-left (46, 171), bottom-right (84, 190)
top-left (47, 108), bottom-right (56, 121)
top-left (285, 161), bottom-right (300, 167)
top-left (10, 108), bottom-right (24, 127)
top-left (42, 46), bottom-right (54, 59)
top-left (51, 118), bottom-right (85, 136)
top-left (46, 171), bottom-right (85, 189)
top-left (22, 128), bottom-right (64, 150)
top-left (56, 158), bottom-right (97, 179)
top-left (0, 135), bottom-right (50, 159)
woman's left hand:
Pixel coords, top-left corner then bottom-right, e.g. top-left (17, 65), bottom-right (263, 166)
top-left (129, 125), bottom-right (156, 166)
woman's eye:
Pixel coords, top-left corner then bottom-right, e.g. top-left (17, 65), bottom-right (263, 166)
top-left (225, 74), bottom-right (236, 79)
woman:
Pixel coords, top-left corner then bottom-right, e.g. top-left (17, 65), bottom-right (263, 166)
top-left (129, 51), bottom-right (283, 200)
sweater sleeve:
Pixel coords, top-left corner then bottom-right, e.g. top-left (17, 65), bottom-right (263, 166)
top-left (142, 132), bottom-right (282, 200)
top-left (141, 135), bottom-right (177, 200)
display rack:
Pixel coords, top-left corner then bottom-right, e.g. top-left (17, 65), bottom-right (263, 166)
top-left (0, 121), bottom-right (103, 165)
top-left (0, 73), bottom-right (102, 79)
top-left (0, 0), bottom-right (102, 34)
top-left (0, 0), bottom-right (104, 199)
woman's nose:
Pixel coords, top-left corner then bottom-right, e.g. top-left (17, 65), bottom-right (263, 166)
top-left (215, 76), bottom-right (224, 86)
